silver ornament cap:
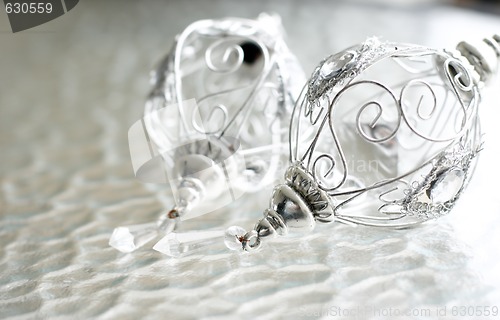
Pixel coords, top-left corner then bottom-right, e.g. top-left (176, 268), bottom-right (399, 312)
top-left (270, 184), bottom-right (316, 234)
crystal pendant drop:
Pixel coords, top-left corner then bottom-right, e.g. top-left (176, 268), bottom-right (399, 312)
top-left (109, 217), bottom-right (177, 253)
top-left (153, 230), bottom-right (224, 257)
top-left (109, 222), bottom-right (159, 253)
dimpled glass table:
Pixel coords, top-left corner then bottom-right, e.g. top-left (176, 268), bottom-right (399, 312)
top-left (1, 1), bottom-right (499, 319)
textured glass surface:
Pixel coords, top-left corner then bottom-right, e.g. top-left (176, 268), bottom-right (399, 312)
top-left (1, 1), bottom-right (499, 319)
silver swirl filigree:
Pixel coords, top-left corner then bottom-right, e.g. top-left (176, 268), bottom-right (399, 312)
top-left (204, 38), bottom-right (245, 73)
top-left (224, 36), bottom-right (498, 255)
top-left (143, 15), bottom-right (306, 194)
top-left (224, 36), bottom-right (496, 253)
top-left (288, 41), bottom-right (484, 230)
top-left (192, 36), bottom-right (273, 139)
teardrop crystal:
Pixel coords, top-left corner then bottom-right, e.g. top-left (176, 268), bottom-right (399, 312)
top-left (109, 222), bottom-right (159, 253)
top-left (153, 230), bottom-right (224, 257)
top-left (109, 217), bottom-right (177, 253)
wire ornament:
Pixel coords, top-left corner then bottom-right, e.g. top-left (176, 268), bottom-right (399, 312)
top-left (226, 35), bottom-right (498, 252)
top-left (109, 14), bottom-right (306, 254)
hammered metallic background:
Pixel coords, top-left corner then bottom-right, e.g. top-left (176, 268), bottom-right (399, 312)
top-left (1, 1), bottom-right (500, 319)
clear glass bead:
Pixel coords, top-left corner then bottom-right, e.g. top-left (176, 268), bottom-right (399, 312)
top-left (224, 226), bottom-right (247, 251)
top-left (157, 215), bottom-right (178, 234)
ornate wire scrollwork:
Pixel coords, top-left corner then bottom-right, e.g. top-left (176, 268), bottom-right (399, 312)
top-left (143, 14), bottom-right (306, 199)
top-left (224, 35), bottom-right (497, 252)
top-left (289, 38), bottom-right (488, 228)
